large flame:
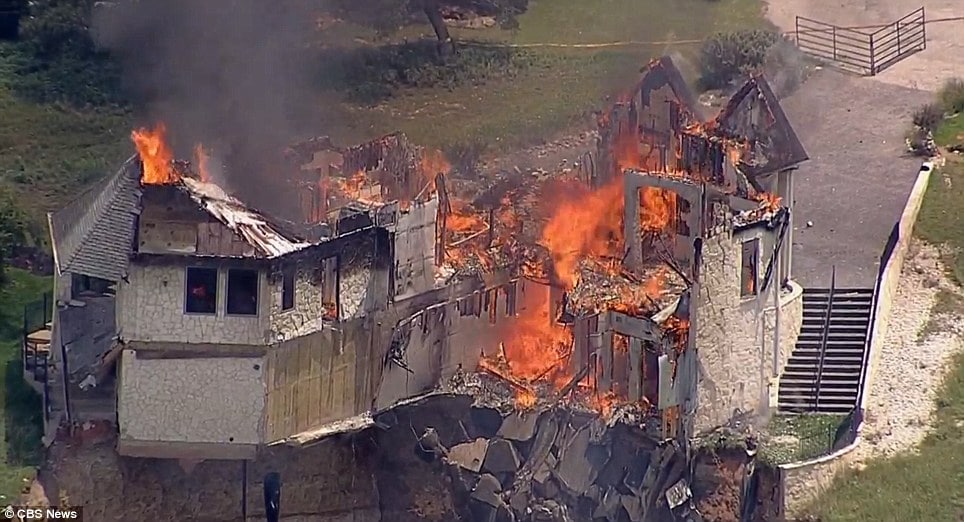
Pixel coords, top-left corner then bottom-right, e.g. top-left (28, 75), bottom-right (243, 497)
top-left (500, 287), bottom-right (573, 382)
top-left (131, 124), bottom-right (178, 185)
top-left (539, 179), bottom-right (624, 290)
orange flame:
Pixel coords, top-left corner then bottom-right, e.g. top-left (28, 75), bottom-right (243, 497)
top-left (501, 286), bottom-right (573, 382)
top-left (420, 149), bottom-right (451, 193)
top-left (639, 187), bottom-right (677, 232)
top-left (131, 124), bottom-right (178, 185)
top-left (540, 179), bottom-right (624, 289)
top-left (515, 388), bottom-right (537, 410)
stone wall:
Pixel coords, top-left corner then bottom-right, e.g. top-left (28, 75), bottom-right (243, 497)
top-left (117, 352), bottom-right (264, 445)
top-left (269, 258), bottom-right (328, 343)
top-left (694, 224), bottom-right (799, 432)
top-left (43, 433), bottom-right (380, 522)
top-left (116, 263), bottom-right (270, 345)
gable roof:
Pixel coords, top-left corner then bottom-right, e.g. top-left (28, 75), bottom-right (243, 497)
top-left (635, 56), bottom-right (705, 121)
top-left (715, 76), bottom-right (809, 177)
top-left (49, 156), bottom-right (142, 281)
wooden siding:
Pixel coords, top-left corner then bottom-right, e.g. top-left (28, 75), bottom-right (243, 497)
top-left (263, 321), bottom-right (373, 442)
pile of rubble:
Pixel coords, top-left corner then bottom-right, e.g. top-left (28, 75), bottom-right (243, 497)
top-left (377, 394), bottom-right (704, 522)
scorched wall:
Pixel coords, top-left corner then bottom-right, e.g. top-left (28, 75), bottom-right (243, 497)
top-left (694, 225), bottom-right (800, 432)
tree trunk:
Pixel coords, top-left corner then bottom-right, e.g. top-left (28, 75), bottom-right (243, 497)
top-left (422, 0), bottom-right (454, 60)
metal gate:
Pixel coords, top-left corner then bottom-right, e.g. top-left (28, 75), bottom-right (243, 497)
top-left (795, 7), bottom-right (926, 76)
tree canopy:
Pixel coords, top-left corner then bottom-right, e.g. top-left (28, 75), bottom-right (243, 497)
top-left (332, 0), bottom-right (529, 57)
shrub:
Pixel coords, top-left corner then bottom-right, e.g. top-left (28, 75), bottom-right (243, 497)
top-left (699, 29), bottom-right (779, 90)
top-left (912, 103), bottom-right (944, 132)
top-left (937, 77), bottom-right (964, 115)
top-left (905, 127), bottom-right (935, 157)
top-left (317, 40), bottom-right (536, 105)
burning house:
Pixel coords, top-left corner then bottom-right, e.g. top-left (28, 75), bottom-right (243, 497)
top-left (38, 57), bottom-right (808, 520)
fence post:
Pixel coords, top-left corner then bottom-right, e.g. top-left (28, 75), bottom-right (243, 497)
top-left (795, 17), bottom-right (800, 47)
top-left (832, 26), bottom-right (837, 61)
top-left (896, 21), bottom-right (902, 57)
top-left (921, 8), bottom-right (927, 51)
top-left (869, 33), bottom-right (876, 75)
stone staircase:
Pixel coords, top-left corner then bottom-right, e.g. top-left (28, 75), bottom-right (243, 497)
top-left (778, 288), bottom-right (874, 414)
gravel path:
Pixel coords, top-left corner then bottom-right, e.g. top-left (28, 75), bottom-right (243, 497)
top-left (856, 241), bottom-right (964, 460)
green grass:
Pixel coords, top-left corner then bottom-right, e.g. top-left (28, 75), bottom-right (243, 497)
top-left (761, 414), bottom-right (846, 465)
top-left (916, 158), bottom-right (964, 283)
top-left (0, 268), bottom-right (51, 502)
top-left (807, 350), bottom-right (964, 521)
top-left (808, 158), bottom-right (964, 521)
top-left (312, 0), bottom-right (769, 151)
top-left (934, 113), bottom-right (964, 148)
top-left (0, 44), bottom-right (131, 229)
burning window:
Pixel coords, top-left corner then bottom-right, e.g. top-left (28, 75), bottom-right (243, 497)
top-left (281, 267), bottom-right (295, 311)
top-left (185, 267), bottom-right (218, 315)
top-left (741, 239), bottom-right (760, 297)
top-left (321, 256), bottom-right (338, 320)
top-left (226, 269), bottom-right (259, 316)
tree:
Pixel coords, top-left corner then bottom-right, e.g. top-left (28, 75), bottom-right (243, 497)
top-left (332, 0), bottom-right (529, 59)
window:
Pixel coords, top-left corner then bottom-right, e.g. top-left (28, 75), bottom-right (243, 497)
top-left (321, 256), bottom-right (338, 320)
top-left (281, 267), bottom-right (295, 311)
top-left (226, 269), bottom-right (259, 316)
top-left (185, 267), bottom-right (218, 314)
top-left (741, 239), bottom-right (760, 297)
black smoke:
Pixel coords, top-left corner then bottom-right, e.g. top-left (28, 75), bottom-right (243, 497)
top-left (93, 0), bottom-right (324, 204)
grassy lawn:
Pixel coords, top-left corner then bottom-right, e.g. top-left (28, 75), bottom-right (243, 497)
top-left (313, 0), bottom-right (768, 150)
top-left (0, 44), bottom-right (131, 228)
top-left (808, 159), bottom-right (964, 521)
top-left (934, 112), bottom-right (964, 149)
top-left (0, 269), bottom-right (51, 502)
top-left (761, 414), bottom-right (846, 465)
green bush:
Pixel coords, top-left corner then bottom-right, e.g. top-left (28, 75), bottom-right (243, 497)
top-left (699, 29), bottom-right (779, 90)
top-left (317, 40), bottom-right (536, 105)
top-left (938, 77), bottom-right (964, 115)
top-left (912, 102), bottom-right (944, 132)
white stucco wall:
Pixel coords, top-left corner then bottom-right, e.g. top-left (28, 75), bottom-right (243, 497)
top-left (117, 350), bottom-right (264, 445)
top-left (116, 263), bottom-right (270, 345)
top-left (694, 226), bottom-right (801, 433)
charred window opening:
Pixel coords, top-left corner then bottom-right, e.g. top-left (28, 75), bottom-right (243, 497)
top-left (668, 101), bottom-right (681, 132)
top-left (741, 239), bottom-right (760, 297)
top-left (321, 256), bottom-right (339, 320)
top-left (281, 266), bottom-right (295, 311)
top-left (675, 198), bottom-right (691, 237)
top-left (71, 274), bottom-right (111, 298)
top-left (185, 267), bottom-right (218, 315)
top-left (226, 269), bottom-right (259, 316)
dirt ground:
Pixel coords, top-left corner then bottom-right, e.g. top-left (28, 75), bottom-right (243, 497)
top-left (765, 0), bottom-right (964, 287)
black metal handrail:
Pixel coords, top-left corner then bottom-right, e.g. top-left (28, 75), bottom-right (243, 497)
top-left (813, 266), bottom-right (836, 411)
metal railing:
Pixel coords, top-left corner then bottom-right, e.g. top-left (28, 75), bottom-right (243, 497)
top-left (813, 266), bottom-right (836, 412)
top-left (20, 291), bottom-right (53, 420)
top-left (795, 7), bottom-right (926, 76)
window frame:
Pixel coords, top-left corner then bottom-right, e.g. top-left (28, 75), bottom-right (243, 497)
top-left (225, 268), bottom-right (260, 317)
top-left (281, 266), bottom-right (296, 312)
top-left (321, 256), bottom-right (339, 321)
top-left (184, 266), bottom-right (219, 315)
top-left (740, 238), bottom-right (761, 298)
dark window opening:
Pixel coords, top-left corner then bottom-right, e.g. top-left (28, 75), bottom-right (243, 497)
top-left (185, 267), bottom-right (218, 314)
top-left (741, 239), bottom-right (760, 297)
top-left (281, 267), bottom-right (295, 311)
top-left (675, 198), bottom-right (691, 237)
top-left (71, 274), bottom-right (112, 298)
top-left (227, 269), bottom-right (259, 316)
top-left (321, 256), bottom-right (338, 320)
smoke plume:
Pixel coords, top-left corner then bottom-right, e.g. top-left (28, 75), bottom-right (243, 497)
top-left (93, 0), bottom-right (323, 204)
